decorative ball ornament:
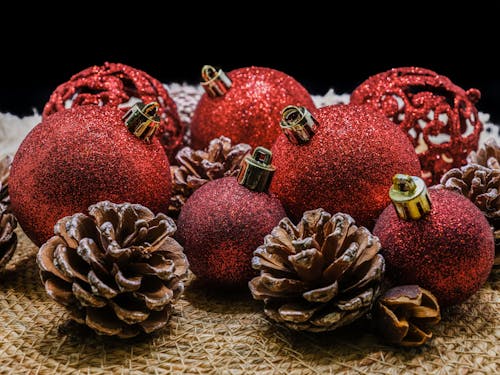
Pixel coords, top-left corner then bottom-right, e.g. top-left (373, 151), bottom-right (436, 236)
top-left (190, 65), bottom-right (315, 150)
top-left (10, 103), bottom-right (172, 246)
top-left (43, 62), bottom-right (184, 159)
top-left (270, 104), bottom-right (421, 228)
top-left (176, 147), bottom-right (286, 288)
top-left (374, 175), bottom-right (494, 306)
top-left (351, 67), bottom-right (482, 184)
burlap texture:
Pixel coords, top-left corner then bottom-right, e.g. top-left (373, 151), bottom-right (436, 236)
top-left (0, 231), bottom-right (498, 374)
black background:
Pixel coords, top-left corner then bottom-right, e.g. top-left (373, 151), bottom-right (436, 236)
top-left (1, 4), bottom-right (499, 123)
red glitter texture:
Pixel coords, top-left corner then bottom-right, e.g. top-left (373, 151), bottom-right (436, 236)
top-left (42, 62), bottom-right (184, 160)
top-left (190, 66), bottom-right (315, 150)
top-left (10, 106), bottom-right (172, 246)
top-left (374, 189), bottom-right (494, 307)
top-left (351, 67), bottom-right (482, 184)
top-left (176, 177), bottom-right (286, 288)
top-left (270, 104), bottom-right (421, 229)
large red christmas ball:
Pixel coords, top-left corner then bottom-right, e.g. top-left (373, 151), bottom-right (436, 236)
top-left (351, 67), bottom-right (482, 184)
top-left (43, 62), bottom-right (184, 160)
top-left (10, 106), bottom-right (172, 246)
top-left (270, 104), bottom-right (421, 228)
top-left (190, 66), bottom-right (315, 150)
top-left (176, 177), bottom-right (286, 288)
top-left (374, 189), bottom-right (494, 306)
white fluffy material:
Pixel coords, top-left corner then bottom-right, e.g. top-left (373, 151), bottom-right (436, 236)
top-left (0, 85), bottom-right (498, 157)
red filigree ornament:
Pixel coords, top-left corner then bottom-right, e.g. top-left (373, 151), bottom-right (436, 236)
top-left (351, 67), bottom-right (482, 184)
top-left (43, 62), bottom-right (184, 160)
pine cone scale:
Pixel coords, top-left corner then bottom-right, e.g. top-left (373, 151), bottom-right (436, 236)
top-left (72, 282), bottom-right (107, 307)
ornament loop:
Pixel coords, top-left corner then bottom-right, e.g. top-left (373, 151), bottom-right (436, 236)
top-left (389, 174), bottom-right (432, 221)
top-left (280, 105), bottom-right (318, 145)
top-left (237, 147), bottom-right (276, 192)
top-left (201, 65), bottom-right (232, 97)
top-left (123, 102), bottom-right (160, 143)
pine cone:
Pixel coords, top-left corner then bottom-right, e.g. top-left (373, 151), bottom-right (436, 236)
top-left (0, 204), bottom-right (17, 271)
top-left (249, 209), bottom-right (385, 332)
top-left (373, 285), bottom-right (441, 347)
top-left (438, 140), bottom-right (500, 267)
top-left (0, 155), bottom-right (11, 207)
top-left (467, 138), bottom-right (500, 169)
top-left (37, 201), bottom-right (189, 338)
top-left (169, 136), bottom-right (251, 216)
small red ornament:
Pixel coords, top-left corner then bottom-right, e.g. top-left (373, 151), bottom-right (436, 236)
top-left (43, 62), bottom-right (184, 160)
top-left (176, 148), bottom-right (286, 288)
top-left (270, 104), bottom-right (421, 229)
top-left (374, 175), bottom-right (494, 306)
top-left (10, 104), bottom-right (172, 246)
top-left (351, 67), bottom-right (482, 184)
top-left (190, 65), bottom-right (315, 150)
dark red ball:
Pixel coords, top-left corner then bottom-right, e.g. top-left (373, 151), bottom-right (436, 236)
top-left (190, 66), bottom-right (315, 150)
top-left (270, 104), bottom-right (421, 228)
top-left (374, 189), bottom-right (494, 306)
top-left (42, 62), bottom-right (185, 160)
top-left (176, 177), bottom-right (286, 288)
top-left (10, 106), bottom-right (172, 246)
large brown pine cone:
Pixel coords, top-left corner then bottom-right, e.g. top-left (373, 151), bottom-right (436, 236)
top-left (438, 139), bottom-right (500, 267)
top-left (249, 209), bottom-right (385, 332)
top-left (0, 155), bottom-right (11, 207)
top-left (169, 136), bottom-right (251, 216)
top-left (0, 204), bottom-right (17, 271)
top-left (37, 201), bottom-right (189, 338)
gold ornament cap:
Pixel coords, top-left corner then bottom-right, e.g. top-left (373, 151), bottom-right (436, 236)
top-left (122, 102), bottom-right (160, 143)
top-left (237, 147), bottom-right (276, 192)
top-left (280, 105), bottom-right (319, 145)
top-left (389, 174), bottom-right (432, 220)
top-left (201, 65), bottom-right (232, 97)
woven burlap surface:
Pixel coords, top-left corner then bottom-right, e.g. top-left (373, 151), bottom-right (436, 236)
top-left (0, 85), bottom-right (499, 374)
top-left (0, 231), bottom-right (498, 374)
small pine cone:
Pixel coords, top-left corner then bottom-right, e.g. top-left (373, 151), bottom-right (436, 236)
top-left (0, 204), bottom-right (17, 271)
top-left (249, 209), bottom-right (385, 332)
top-left (0, 155), bottom-right (11, 207)
top-left (169, 136), bottom-right (251, 216)
top-left (373, 285), bottom-right (441, 347)
top-left (37, 201), bottom-right (189, 338)
top-left (467, 138), bottom-right (500, 169)
top-left (439, 140), bottom-right (500, 267)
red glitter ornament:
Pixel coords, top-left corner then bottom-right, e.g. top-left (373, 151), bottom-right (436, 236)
top-left (351, 67), bottom-right (482, 184)
top-left (176, 148), bottom-right (286, 288)
top-left (10, 105), bottom-right (172, 246)
top-left (374, 182), bottom-right (494, 307)
top-left (270, 104), bottom-right (421, 229)
top-left (190, 66), bottom-right (315, 150)
top-left (43, 62), bottom-right (184, 160)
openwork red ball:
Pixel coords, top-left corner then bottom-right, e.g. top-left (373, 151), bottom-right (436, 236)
top-left (190, 66), bottom-right (315, 150)
top-left (351, 67), bottom-right (482, 184)
top-left (43, 62), bottom-right (184, 160)
top-left (10, 106), bottom-right (172, 246)
top-left (374, 189), bottom-right (494, 307)
top-left (176, 177), bottom-right (286, 288)
top-left (270, 104), bottom-right (421, 229)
